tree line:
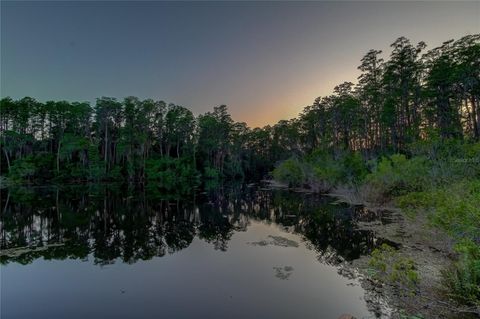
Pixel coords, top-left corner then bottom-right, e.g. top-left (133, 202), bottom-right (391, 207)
top-left (1, 34), bottom-right (478, 185)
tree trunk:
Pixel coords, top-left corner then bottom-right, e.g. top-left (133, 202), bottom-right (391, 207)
top-left (3, 148), bottom-right (10, 171)
top-left (3, 190), bottom-right (10, 214)
top-left (57, 139), bottom-right (61, 174)
top-left (104, 122), bottom-right (108, 174)
top-left (471, 95), bottom-right (479, 140)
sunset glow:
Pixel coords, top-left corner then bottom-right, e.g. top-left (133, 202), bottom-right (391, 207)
top-left (2, 1), bottom-right (479, 128)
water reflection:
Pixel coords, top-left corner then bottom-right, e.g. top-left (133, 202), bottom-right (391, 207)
top-left (1, 184), bottom-right (391, 266)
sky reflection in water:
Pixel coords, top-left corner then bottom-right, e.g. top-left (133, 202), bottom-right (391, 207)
top-left (1, 184), bottom-right (391, 319)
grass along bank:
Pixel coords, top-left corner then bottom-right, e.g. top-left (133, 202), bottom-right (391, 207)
top-left (272, 138), bottom-right (480, 317)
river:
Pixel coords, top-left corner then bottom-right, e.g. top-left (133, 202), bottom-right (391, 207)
top-left (0, 183), bottom-right (393, 318)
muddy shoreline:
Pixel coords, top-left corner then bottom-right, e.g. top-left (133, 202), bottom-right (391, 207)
top-left (345, 209), bottom-right (462, 319)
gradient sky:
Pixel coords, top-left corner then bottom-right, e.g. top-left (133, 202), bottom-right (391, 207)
top-left (1, 1), bottom-right (479, 127)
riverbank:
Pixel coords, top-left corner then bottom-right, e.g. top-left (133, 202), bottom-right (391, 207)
top-left (339, 199), bottom-right (470, 319)
top-left (263, 178), bottom-right (479, 318)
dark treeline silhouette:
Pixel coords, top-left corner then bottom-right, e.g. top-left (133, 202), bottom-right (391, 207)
top-left (1, 35), bottom-right (478, 185)
top-left (0, 184), bottom-right (388, 265)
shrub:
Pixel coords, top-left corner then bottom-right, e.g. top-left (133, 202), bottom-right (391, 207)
top-left (8, 156), bottom-right (37, 182)
top-left (409, 139), bottom-right (480, 183)
top-left (340, 151), bottom-right (368, 183)
top-left (272, 158), bottom-right (306, 187)
top-left (397, 180), bottom-right (480, 240)
top-left (307, 150), bottom-right (368, 187)
top-left (397, 180), bottom-right (480, 305)
top-left (443, 240), bottom-right (480, 306)
top-left (363, 154), bottom-right (430, 201)
top-left (310, 161), bottom-right (342, 186)
top-left (7, 153), bottom-right (56, 183)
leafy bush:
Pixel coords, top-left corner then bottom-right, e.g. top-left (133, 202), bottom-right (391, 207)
top-left (272, 158), bottom-right (306, 187)
top-left (8, 153), bottom-right (55, 182)
top-left (397, 180), bottom-right (480, 305)
top-left (87, 144), bottom-right (105, 181)
top-left (397, 180), bottom-right (480, 240)
top-left (307, 150), bottom-right (368, 185)
top-left (409, 139), bottom-right (480, 183)
top-left (443, 240), bottom-right (480, 306)
top-left (273, 150), bottom-right (369, 191)
top-left (32, 153), bottom-right (55, 180)
top-left (340, 151), bottom-right (368, 183)
top-left (8, 157), bottom-right (36, 182)
top-left (307, 152), bottom-right (343, 186)
top-left (363, 154), bottom-right (430, 201)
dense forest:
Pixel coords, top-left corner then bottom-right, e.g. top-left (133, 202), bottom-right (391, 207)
top-left (1, 35), bottom-right (479, 187)
top-left (1, 35), bottom-right (479, 309)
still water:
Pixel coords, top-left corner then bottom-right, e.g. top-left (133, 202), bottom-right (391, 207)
top-left (1, 184), bottom-right (390, 319)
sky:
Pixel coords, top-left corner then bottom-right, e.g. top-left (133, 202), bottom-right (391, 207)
top-left (1, 1), bottom-right (479, 127)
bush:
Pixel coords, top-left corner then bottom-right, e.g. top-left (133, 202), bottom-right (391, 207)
top-left (8, 153), bottom-right (55, 182)
top-left (409, 139), bottom-right (480, 183)
top-left (309, 150), bottom-right (368, 185)
top-left (272, 158), bottom-right (306, 187)
top-left (340, 151), bottom-right (368, 183)
top-left (363, 154), bottom-right (430, 202)
top-left (397, 180), bottom-right (480, 240)
top-left (273, 151), bottom-right (368, 191)
top-left (8, 157), bottom-right (36, 182)
top-left (443, 240), bottom-right (480, 306)
top-left (397, 180), bottom-right (480, 305)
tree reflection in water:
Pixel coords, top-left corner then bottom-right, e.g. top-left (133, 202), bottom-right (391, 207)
top-left (0, 183), bottom-right (394, 265)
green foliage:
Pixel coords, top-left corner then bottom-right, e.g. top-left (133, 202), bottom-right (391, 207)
top-left (203, 166), bottom-right (221, 180)
top-left (273, 151), bottom-right (368, 190)
top-left (8, 157), bottom-right (36, 182)
top-left (1, 96), bottom-right (268, 184)
top-left (408, 139), bottom-right (480, 183)
top-left (87, 144), bottom-right (105, 181)
top-left (58, 134), bottom-right (89, 161)
top-left (397, 180), bottom-right (480, 305)
top-left (339, 151), bottom-right (368, 183)
top-left (364, 154), bottom-right (430, 201)
top-left (272, 158), bottom-right (306, 187)
top-left (2, 35), bottom-right (479, 185)
top-left (397, 180), bottom-right (480, 240)
top-left (307, 150), bottom-right (343, 185)
top-left (367, 147), bottom-right (479, 306)
top-left (309, 151), bottom-right (368, 185)
top-left (443, 240), bottom-right (480, 306)
top-left (146, 157), bottom-right (198, 190)
top-left (107, 166), bottom-right (123, 181)
top-left (1, 34), bottom-right (478, 310)
top-left (369, 244), bottom-right (419, 292)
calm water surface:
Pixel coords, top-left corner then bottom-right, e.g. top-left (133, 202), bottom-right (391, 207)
top-left (0, 184), bottom-right (391, 319)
